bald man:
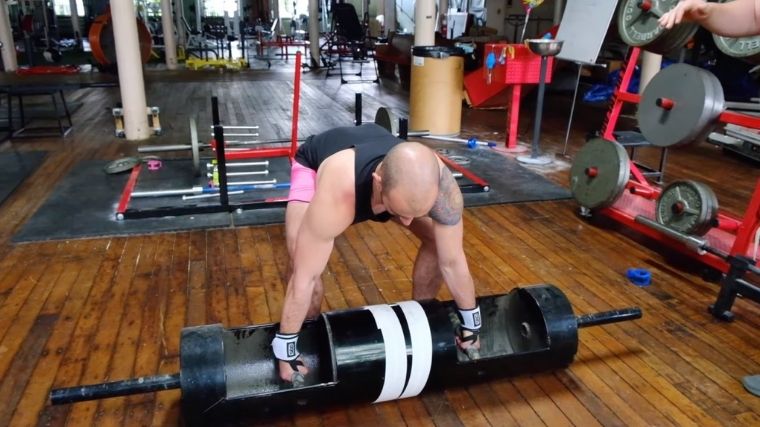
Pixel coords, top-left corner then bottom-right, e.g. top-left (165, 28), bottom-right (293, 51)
top-left (271, 123), bottom-right (481, 385)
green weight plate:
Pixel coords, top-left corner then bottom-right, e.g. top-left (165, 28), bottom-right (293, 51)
top-left (190, 117), bottom-right (200, 177)
top-left (570, 138), bottom-right (631, 209)
top-left (637, 63), bottom-right (725, 147)
top-left (103, 157), bottom-right (140, 174)
top-left (375, 107), bottom-right (399, 136)
top-left (617, 0), bottom-right (679, 47)
top-left (656, 180), bottom-right (719, 236)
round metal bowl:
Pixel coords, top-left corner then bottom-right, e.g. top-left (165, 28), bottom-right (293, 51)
top-left (525, 39), bottom-right (564, 57)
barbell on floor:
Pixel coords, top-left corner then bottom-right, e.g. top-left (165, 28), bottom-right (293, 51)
top-left (50, 284), bottom-right (641, 426)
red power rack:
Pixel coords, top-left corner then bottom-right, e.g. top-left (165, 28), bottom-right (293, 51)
top-left (600, 47), bottom-right (760, 274)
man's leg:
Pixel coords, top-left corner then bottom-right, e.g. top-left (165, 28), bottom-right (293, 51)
top-left (406, 217), bottom-right (443, 299)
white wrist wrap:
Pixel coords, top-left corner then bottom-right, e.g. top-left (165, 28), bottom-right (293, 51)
top-left (458, 306), bottom-right (482, 331)
top-left (272, 333), bottom-right (299, 361)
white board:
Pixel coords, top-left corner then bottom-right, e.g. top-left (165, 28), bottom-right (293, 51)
top-left (555, 0), bottom-right (619, 65)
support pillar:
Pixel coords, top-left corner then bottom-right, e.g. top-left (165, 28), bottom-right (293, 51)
top-left (111, 0), bottom-right (150, 140)
top-left (384, 0), bottom-right (396, 34)
top-left (308, 0), bottom-right (319, 67)
top-left (174, 0), bottom-right (186, 47)
top-left (160, 0), bottom-right (178, 69)
top-left (640, 50), bottom-right (662, 93)
top-left (414, 0), bottom-right (435, 46)
top-left (553, 0), bottom-right (564, 25)
top-left (0, 0), bottom-right (17, 71)
top-left (68, 0), bottom-right (81, 42)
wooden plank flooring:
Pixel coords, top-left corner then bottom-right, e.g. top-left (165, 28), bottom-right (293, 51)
top-left (0, 63), bottom-right (758, 426)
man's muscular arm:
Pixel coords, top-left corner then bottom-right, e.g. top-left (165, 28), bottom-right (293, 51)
top-left (280, 160), bottom-right (355, 335)
top-left (659, 0), bottom-right (760, 37)
top-left (429, 168), bottom-right (477, 312)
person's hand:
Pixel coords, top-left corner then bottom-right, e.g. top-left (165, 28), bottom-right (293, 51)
top-left (455, 329), bottom-right (481, 360)
top-left (278, 357), bottom-right (309, 387)
top-left (659, 0), bottom-right (710, 29)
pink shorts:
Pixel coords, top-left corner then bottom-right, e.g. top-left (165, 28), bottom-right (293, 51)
top-left (287, 161), bottom-right (317, 203)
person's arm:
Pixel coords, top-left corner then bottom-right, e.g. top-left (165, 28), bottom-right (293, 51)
top-left (279, 165), bottom-right (355, 335)
top-left (659, 0), bottom-right (760, 37)
top-left (428, 168), bottom-right (477, 316)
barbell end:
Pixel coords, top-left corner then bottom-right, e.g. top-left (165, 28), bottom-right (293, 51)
top-left (49, 373), bottom-right (181, 405)
top-left (576, 307), bottom-right (643, 328)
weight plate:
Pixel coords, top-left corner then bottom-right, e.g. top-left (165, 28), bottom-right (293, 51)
top-left (375, 107), bottom-right (399, 136)
top-left (637, 64), bottom-right (725, 147)
top-left (658, 19), bottom-right (699, 54)
top-left (617, 0), bottom-right (697, 54)
top-left (713, 1), bottom-right (760, 63)
top-left (569, 138), bottom-right (631, 209)
top-left (103, 157), bottom-right (140, 174)
top-left (656, 180), bottom-right (719, 236)
top-left (190, 117), bottom-right (200, 177)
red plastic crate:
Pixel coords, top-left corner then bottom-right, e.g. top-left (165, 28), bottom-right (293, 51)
top-left (484, 43), bottom-right (553, 85)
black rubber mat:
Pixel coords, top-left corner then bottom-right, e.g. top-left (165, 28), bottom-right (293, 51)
top-left (13, 145), bottom-right (571, 242)
top-left (13, 159), bottom-right (233, 243)
top-left (0, 150), bottom-right (47, 205)
top-left (424, 140), bottom-right (572, 208)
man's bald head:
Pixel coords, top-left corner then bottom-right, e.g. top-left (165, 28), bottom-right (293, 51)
top-left (379, 142), bottom-right (440, 215)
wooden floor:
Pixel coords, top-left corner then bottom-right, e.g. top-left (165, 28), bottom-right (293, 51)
top-left (0, 60), bottom-right (759, 426)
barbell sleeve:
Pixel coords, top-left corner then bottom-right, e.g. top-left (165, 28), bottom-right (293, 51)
top-left (49, 373), bottom-right (181, 405)
top-left (138, 144), bottom-right (194, 153)
top-left (576, 308), bottom-right (642, 328)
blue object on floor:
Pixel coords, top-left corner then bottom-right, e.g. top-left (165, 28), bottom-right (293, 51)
top-left (743, 375), bottom-right (760, 397)
top-left (627, 268), bottom-right (652, 287)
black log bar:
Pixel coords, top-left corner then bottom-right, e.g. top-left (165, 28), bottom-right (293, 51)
top-left (50, 373), bottom-right (181, 405)
top-left (576, 308), bottom-right (642, 328)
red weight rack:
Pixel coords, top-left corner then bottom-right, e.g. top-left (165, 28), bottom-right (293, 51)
top-left (600, 47), bottom-right (760, 274)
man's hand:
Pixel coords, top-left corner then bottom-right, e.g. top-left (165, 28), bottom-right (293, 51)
top-left (659, 0), bottom-right (710, 29)
top-left (456, 329), bottom-right (481, 360)
top-left (278, 358), bottom-right (308, 386)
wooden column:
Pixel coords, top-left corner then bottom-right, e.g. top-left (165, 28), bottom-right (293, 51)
top-left (161, 0), bottom-right (178, 69)
top-left (111, 0), bottom-right (150, 140)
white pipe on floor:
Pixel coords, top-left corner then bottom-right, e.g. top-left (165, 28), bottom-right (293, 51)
top-left (111, 0), bottom-right (150, 140)
top-left (160, 0), bottom-right (178, 69)
top-left (0, 0), bottom-right (18, 71)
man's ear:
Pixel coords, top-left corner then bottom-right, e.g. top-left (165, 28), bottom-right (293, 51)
top-left (372, 171), bottom-right (382, 184)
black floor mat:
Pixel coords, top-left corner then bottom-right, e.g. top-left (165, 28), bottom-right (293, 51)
top-left (13, 160), bottom-right (232, 243)
top-left (13, 145), bottom-right (571, 242)
top-left (424, 141), bottom-right (571, 207)
top-left (0, 150), bottom-right (47, 205)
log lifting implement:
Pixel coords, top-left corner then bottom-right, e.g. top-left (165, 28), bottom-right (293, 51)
top-left (50, 284), bottom-right (641, 425)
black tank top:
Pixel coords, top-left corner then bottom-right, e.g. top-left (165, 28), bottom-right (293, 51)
top-left (294, 123), bottom-right (399, 224)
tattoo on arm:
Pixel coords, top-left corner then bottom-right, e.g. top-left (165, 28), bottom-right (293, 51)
top-left (428, 168), bottom-right (464, 226)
